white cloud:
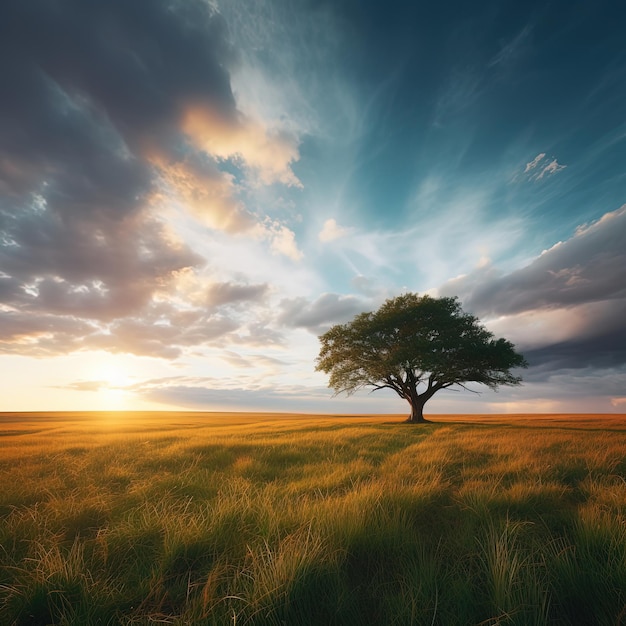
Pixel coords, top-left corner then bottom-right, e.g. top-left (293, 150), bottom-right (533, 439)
top-left (522, 153), bottom-right (567, 180)
top-left (153, 154), bottom-right (255, 233)
top-left (253, 220), bottom-right (304, 261)
top-left (318, 218), bottom-right (352, 242)
top-left (524, 153), bottom-right (546, 173)
top-left (536, 158), bottom-right (567, 179)
top-left (182, 105), bottom-right (302, 188)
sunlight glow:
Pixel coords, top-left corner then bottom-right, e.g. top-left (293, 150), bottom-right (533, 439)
top-left (94, 364), bottom-right (133, 389)
top-left (96, 387), bottom-right (132, 411)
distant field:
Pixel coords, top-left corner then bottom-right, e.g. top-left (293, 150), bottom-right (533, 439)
top-left (1, 412), bottom-right (625, 625)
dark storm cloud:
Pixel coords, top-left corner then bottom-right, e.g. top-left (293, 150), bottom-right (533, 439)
top-left (0, 0), bottom-right (235, 147)
top-left (442, 206), bottom-right (626, 317)
top-left (0, 0), bottom-right (244, 352)
top-left (522, 299), bottom-right (626, 373)
top-left (439, 207), bottom-right (626, 377)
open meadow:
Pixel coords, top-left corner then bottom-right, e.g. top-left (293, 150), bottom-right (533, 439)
top-left (1, 412), bottom-right (626, 625)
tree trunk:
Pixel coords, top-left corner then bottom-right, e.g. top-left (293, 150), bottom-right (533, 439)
top-left (405, 399), bottom-right (431, 423)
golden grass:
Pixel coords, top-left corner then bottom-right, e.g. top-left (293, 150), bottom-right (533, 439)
top-left (1, 411), bottom-right (625, 625)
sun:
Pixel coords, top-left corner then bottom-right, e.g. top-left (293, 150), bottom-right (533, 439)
top-left (92, 363), bottom-right (135, 410)
top-left (96, 364), bottom-right (133, 389)
top-left (68, 351), bottom-right (165, 412)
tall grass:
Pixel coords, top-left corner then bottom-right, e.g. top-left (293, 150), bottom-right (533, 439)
top-left (1, 412), bottom-right (625, 624)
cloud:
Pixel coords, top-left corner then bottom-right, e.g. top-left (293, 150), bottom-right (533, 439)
top-left (182, 106), bottom-right (301, 187)
top-left (442, 205), bottom-right (626, 315)
top-left (0, 310), bottom-right (94, 356)
top-left (0, 213), bottom-right (202, 319)
top-left (153, 153), bottom-right (255, 233)
top-left (536, 158), bottom-right (566, 179)
top-left (128, 375), bottom-right (400, 413)
top-left (522, 306), bottom-right (626, 372)
top-left (206, 281), bottom-right (270, 307)
top-left (90, 312), bottom-right (241, 359)
top-left (215, 0), bottom-right (343, 140)
top-left (317, 182), bottom-right (525, 293)
top-left (278, 293), bottom-right (369, 334)
top-left (219, 350), bottom-right (288, 372)
top-left (489, 25), bottom-right (532, 69)
top-left (0, 288), bottom-right (275, 359)
top-left (254, 220), bottom-right (304, 261)
top-left (524, 153), bottom-right (546, 173)
top-left (521, 153), bottom-right (567, 180)
top-left (62, 380), bottom-right (110, 392)
top-left (138, 383), bottom-right (331, 412)
top-left (438, 206), bottom-right (626, 378)
top-left (0, 0), bottom-right (232, 326)
top-left (351, 275), bottom-right (384, 297)
top-left (319, 218), bottom-right (352, 242)
top-left (0, 0), bottom-right (305, 358)
top-left (231, 320), bottom-right (286, 348)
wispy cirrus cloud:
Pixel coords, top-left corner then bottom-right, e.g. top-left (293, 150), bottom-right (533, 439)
top-left (522, 152), bottom-right (567, 180)
top-left (489, 24), bottom-right (532, 70)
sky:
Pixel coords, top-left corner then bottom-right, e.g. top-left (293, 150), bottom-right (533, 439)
top-left (1, 0), bottom-right (625, 415)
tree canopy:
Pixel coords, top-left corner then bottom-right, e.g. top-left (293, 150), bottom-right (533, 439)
top-left (316, 293), bottom-right (527, 422)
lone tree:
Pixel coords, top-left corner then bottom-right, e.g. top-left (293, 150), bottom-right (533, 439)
top-left (316, 293), bottom-right (527, 423)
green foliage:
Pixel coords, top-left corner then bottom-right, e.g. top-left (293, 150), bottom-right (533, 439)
top-left (317, 293), bottom-right (527, 419)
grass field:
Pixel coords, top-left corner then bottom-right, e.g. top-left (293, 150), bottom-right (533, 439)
top-left (1, 412), bottom-right (625, 625)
